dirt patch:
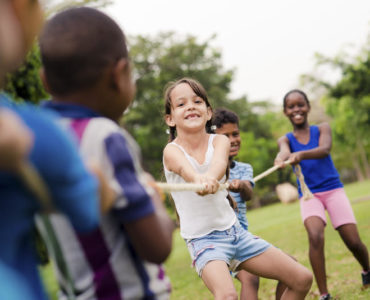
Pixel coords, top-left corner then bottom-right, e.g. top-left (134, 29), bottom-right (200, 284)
top-left (352, 195), bottom-right (370, 203)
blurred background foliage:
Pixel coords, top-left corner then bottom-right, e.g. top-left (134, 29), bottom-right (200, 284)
top-left (4, 2), bottom-right (370, 208)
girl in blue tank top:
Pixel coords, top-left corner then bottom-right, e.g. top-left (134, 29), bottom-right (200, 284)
top-left (274, 89), bottom-right (370, 299)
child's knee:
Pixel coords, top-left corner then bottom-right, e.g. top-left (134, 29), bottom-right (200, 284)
top-left (214, 289), bottom-right (238, 300)
top-left (308, 232), bottom-right (324, 248)
top-left (295, 268), bottom-right (313, 293)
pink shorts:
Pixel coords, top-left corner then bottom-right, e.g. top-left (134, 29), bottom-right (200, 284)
top-left (300, 188), bottom-right (357, 229)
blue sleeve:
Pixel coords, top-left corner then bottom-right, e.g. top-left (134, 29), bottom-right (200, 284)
top-left (0, 262), bottom-right (42, 300)
top-left (104, 133), bottom-right (155, 223)
top-left (17, 105), bottom-right (99, 233)
top-left (240, 163), bottom-right (255, 187)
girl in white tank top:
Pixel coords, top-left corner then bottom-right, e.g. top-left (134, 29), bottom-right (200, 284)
top-left (162, 78), bottom-right (313, 299)
top-left (164, 134), bottom-right (236, 239)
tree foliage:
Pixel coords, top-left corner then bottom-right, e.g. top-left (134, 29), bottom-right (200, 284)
top-left (4, 44), bottom-right (48, 104)
top-left (4, 0), bottom-right (113, 103)
top-left (45, 0), bottom-right (113, 14)
top-left (301, 35), bottom-right (370, 180)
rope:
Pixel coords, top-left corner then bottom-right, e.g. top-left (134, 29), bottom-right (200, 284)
top-left (18, 162), bottom-right (53, 212)
top-left (154, 161), bottom-right (292, 192)
top-left (155, 159), bottom-right (313, 201)
top-left (293, 164), bottom-right (314, 201)
top-left (154, 182), bottom-right (229, 192)
top-left (253, 160), bottom-right (291, 182)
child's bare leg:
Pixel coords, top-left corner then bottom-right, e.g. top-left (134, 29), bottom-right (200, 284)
top-left (337, 223), bottom-right (369, 270)
top-left (275, 252), bottom-right (297, 299)
top-left (236, 270), bottom-right (259, 300)
top-left (275, 280), bottom-right (288, 300)
top-left (239, 247), bottom-right (312, 300)
top-left (304, 216), bottom-right (328, 295)
top-left (201, 260), bottom-right (238, 300)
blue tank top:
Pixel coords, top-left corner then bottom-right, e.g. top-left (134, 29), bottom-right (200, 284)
top-left (286, 125), bottom-right (343, 196)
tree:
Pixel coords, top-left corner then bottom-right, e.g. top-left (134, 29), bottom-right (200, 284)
top-left (45, 0), bottom-right (113, 14)
top-left (4, 44), bottom-right (48, 104)
top-left (5, 24), bottom-right (287, 206)
top-left (300, 36), bottom-right (370, 181)
top-left (4, 0), bottom-right (113, 104)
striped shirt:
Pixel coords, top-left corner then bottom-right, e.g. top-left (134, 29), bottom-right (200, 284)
top-left (41, 101), bottom-right (171, 300)
top-left (229, 161), bottom-right (254, 230)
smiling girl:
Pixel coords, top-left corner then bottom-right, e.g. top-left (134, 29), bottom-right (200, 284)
top-left (163, 78), bottom-right (312, 300)
top-left (274, 89), bottom-right (370, 300)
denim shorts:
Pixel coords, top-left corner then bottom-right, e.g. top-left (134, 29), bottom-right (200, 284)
top-left (185, 222), bottom-right (271, 277)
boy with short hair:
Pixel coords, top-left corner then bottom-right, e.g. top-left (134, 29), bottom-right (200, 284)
top-left (40, 7), bottom-right (174, 299)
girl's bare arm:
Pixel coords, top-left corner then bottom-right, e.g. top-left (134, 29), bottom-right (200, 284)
top-left (163, 143), bottom-right (198, 182)
top-left (229, 179), bottom-right (253, 201)
top-left (207, 134), bottom-right (230, 180)
top-left (163, 135), bottom-right (229, 195)
top-left (289, 123), bottom-right (332, 164)
top-left (274, 135), bottom-right (291, 167)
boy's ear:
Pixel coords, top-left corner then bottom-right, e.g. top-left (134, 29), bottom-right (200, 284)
top-left (39, 67), bottom-right (51, 93)
top-left (165, 114), bottom-right (175, 127)
top-left (112, 57), bottom-right (129, 92)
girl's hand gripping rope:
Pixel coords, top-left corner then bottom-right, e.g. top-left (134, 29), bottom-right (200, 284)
top-left (194, 174), bottom-right (220, 196)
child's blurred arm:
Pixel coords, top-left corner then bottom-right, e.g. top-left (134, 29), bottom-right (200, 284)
top-left (0, 109), bottom-right (33, 171)
top-left (107, 135), bottom-right (174, 264)
top-left (228, 179), bottom-right (253, 201)
top-left (87, 161), bottom-right (116, 214)
top-left (122, 178), bottom-right (174, 264)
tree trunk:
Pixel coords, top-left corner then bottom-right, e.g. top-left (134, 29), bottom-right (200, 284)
top-left (352, 156), bottom-right (365, 181)
top-left (357, 139), bottom-right (370, 179)
top-left (251, 196), bottom-right (261, 209)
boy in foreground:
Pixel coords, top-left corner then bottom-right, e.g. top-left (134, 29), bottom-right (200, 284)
top-left (40, 7), bottom-right (174, 299)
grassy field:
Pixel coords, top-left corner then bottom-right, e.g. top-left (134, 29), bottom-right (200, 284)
top-left (41, 180), bottom-right (370, 299)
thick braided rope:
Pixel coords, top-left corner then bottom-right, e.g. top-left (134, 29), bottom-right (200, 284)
top-left (154, 161), bottom-right (291, 192)
top-left (155, 160), bottom-right (313, 201)
top-left (293, 164), bottom-right (314, 201)
top-left (18, 162), bottom-right (53, 211)
top-left (155, 182), bottom-right (229, 193)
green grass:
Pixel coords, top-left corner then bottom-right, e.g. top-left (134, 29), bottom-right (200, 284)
top-left (41, 180), bottom-right (370, 299)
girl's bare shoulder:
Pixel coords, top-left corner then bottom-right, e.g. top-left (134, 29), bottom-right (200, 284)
top-left (163, 142), bottom-right (180, 157)
top-left (213, 133), bottom-right (229, 144)
top-left (317, 122), bottom-right (331, 133)
top-left (277, 135), bottom-right (289, 144)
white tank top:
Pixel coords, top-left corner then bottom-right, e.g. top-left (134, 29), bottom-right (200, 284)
top-left (163, 134), bottom-right (236, 239)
